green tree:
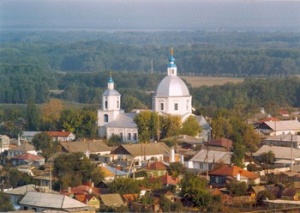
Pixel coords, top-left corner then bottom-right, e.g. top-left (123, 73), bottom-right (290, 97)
top-left (167, 162), bottom-right (186, 178)
top-left (256, 190), bottom-right (275, 206)
top-left (181, 115), bottom-right (202, 136)
top-left (161, 114), bottom-right (182, 139)
top-left (108, 178), bottom-right (141, 195)
top-left (31, 132), bottom-right (60, 160)
top-left (227, 180), bottom-right (248, 196)
top-left (260, 151), bottom-right (275, 165)
top-left (8, 169), bottom-right (33, 188)
top-left (134, 111), bottom-right (152, 143)
top-left (0, 192), bottom-right (14, 211)
top-left (26, 100), bottom-right (40, 131)
top-left (53, 152), bottom-right (103, 189)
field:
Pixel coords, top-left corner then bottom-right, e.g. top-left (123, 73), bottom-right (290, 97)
top-left (181, 76), bottom-right (244, 87)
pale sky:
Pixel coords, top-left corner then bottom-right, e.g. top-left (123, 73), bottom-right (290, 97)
top-left (1, 0), bottom-right (300, 31)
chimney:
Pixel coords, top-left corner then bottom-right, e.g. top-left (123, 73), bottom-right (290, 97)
top-left (170, 147), bottom-right (175, 163)
top-left (237, 172), bottom-right (241, 181)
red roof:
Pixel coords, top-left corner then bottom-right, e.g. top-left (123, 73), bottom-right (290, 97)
top-left (156, 174), bottom-right (179, 185)
top-left (12, 153), bottom-right (44, 161)
top-left (46, 131), bottom-right (72, 137)
top-left (147, 161), bottom-right (167, 170)
top-left (258, 117), bottom-right (280, 123)
top-left (209, 165), bottom-right (258, 179)
top-left (209, 138), bottom-right (233, 149)
top-left (61, 184), bottom-right (100, 196)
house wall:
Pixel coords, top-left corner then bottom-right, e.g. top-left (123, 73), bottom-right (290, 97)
top-left (107, 127), bottom-right (138, 143)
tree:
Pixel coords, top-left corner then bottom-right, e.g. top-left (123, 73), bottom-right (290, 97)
top-left (161, 114), bottom-right (182, 139)
top-left (26, 100), bottom-right (40, 131)
top-left (40, 98), bottom-right (64, 130)
top-left (181, 115), bottom-right (202, 136)
top-left (134, 111), bottom-right (153, 143)
top-left (31, 132), bottom-right (60, 159)
top-left (108, 178), bottom-right (141, 195)
top-left (256, 190), bottom-right (275, 206)
top-left (53, 152), bottom-right (103, 189)
top-left (0, 192), bottom-right (14, 212)
top-left (8, 169), bottom-right (33, 188)
top-left (226, 180), bottom-right (248, 196)
top-left (260, 151), bottom-right (275, 165)
top-left (167, 162), bottom-right (186, 178)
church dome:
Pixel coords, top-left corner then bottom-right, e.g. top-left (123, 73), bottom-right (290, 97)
top-left (155, 75), bottom-right (190, 97)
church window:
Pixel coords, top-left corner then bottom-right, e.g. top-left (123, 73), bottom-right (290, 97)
top-left (133, 133), bottom-right (137, 141)
top-left (105, 101), bottom-right (108, 109)
top-left (127, 133), bottom-right (131, 140)
top-left (160, 103), bottom-right (164, 111)
top-left (117, 100), bottom-right (119, 108)
top-left (174, 103), bottom-right (178, 111)
top-left (186, 100), bottom-right (189, 110)
top-left (120, 133), bottom-right (123, 140)
top-left (104, 114), bottom-right (109, 122)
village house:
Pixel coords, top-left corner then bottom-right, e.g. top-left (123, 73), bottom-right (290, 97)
top-left (60, 140), bottom-right (111, 157)
top-left (7, 143), bottom-right (37, 158)
top-left (186, 149), bottom-right (232, 172)
top-left (21, 131), bottom-right (75, 142)
top-left (19, 191), bottom-right (95, 212)
top-left (0, 135), bottom-right (10, 153)
top-left (209, 165), bottom-right (259, 188)
top-left (111, 142), bottom-right (172, 166)
top-left (145, 161), bottom-right (168, 177)
top-left (262, 134), bottom-right (300, 149)
top-left (10, 153), bottom-right (45, 167)
top-left (255, 119), bottom-right (300, 136)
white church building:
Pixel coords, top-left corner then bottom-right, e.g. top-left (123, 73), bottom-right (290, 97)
top-left (97, 50), bottom-right (211, 143)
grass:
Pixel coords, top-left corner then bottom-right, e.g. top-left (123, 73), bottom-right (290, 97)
top-left (181, 76), bottom-right (244, 87)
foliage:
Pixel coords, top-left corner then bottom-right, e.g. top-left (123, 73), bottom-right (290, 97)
top-left (226, 180), bottom-right (248, 196)
top-left (107, 134), bottom-right (123, 146)
top-left (211, 110), bottom-right (260, 167)
top-left (181, 115), bottom-right (202, 137)
top-left (259, 151), bottom-right (275, 165)
top-left (134, 111), bottom-right (161, 142)
top-left (256, 190), bottom-right (275, 206)
top-left (160, 114), bottom-right (182, 139)
top-left (40, 99), bottom-right (64, 130)
top-left (180, 173), bottom-right (217, 208)
top-left (108, 178), bottom-right (141, 195)
top-left (58, 108), bottom-right (97, 138)
top-left (167, 162), bottom-right (186, 178)
top-left (0, 192), bottom-right (14, 212)
top-left (31, 132), bottom-right (60, 160)
top-left (26, 100), bottom-right (40, 131)
top-left (8, 169), bottom-right (33, 188)
top-left (53, 152), bottom-right (103, 189)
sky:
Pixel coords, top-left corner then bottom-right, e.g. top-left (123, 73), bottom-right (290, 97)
top-left (1, 0), bottom-right (300, 31)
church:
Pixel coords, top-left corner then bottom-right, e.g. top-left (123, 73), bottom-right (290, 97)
top-left (97, 49), bottom-right (211, 143)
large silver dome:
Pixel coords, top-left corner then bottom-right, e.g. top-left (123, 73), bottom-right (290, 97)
top-left (155, 75), bottom-right (190, 97)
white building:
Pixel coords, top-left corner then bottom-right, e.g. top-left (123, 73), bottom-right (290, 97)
top-left (97, 50), bottom-right (211, 142)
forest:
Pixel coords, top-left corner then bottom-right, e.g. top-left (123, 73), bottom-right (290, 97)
top-left (1, 30), bottom-right (300, 112)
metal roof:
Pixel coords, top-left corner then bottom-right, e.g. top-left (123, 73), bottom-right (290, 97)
top-left (103, 89), bottom-right (120, 96)
top-left (155, 75), bottom-right (190, 97)
top-left (105, 112), bottom-right (137, 128)
top-left (60, 140), bottom-right (111, 153)
top-left (100, 193), bottom-right (124, 207)
top-left (253, 145), bottom-right (300, 160)
top-left (20, 191), bottom-right (90, 209)
top-left (263, 120), bottom-right (300, 131)
top-left (190, 149), bottom-right (232, 164)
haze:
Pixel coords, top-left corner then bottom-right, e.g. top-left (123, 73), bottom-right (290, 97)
top-left (1, 0), bottom-right (300, 31)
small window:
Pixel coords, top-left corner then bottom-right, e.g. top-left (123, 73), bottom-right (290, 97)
top-left (174, 103), bottom-right (178, 110)
top-left (117, 100), bottom-right (119, 108)
top-left (160, 103), bottom-right (164, 111)
top-left (127, 133), bottom-right (131, 140)
top-left (104, 114), bottom-right (108, 122)
top-left (105, 101), bottom-right (108, 109)
top-left (133, 133), bottom-right (137, 140)
top-left (120, 133), bottom-right (123, 140)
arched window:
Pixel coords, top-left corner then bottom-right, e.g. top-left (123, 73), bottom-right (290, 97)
top-left (117, 100), bottom-right (119, 108)
top-left (105, 101), bottom-right (108, 109)
top-left (174, 103), bottom-right (178, 111)
top-left (160, 103), bottom-right (164, 111)
top-left (104, 114), bottom-right (109, 122)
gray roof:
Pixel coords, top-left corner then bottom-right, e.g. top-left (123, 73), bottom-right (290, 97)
top-left (263, 120), bottom-right (300, 131)
top-left (106, 112), bottom-right (137, 128)
top-left (155, 75), bottom-right (190, 97)
top-left (162, 134), bottom-right (202, 144)
top-left (103, 89), bottom-right (120, 96)
top-left (100, 193), bottom-right (124, 207)
top-left (9, 143), bottom-right (35, 152)
top-left (114, 142), bottom-right (170, 157)
top-left (190, 149), bottom-right (232, 164)
top-left (195, 115), bottom-right (211, 130)
top-left (20, 191), bottom-right (90, 209)
top-left (21, 131), bottom-right (40, 137)
top-left (5, 184), bottom-right (36, 196)
top-left (253, 145), bottom-right (300, 160)
top-left (60, 140), bottom-right (111, 153)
